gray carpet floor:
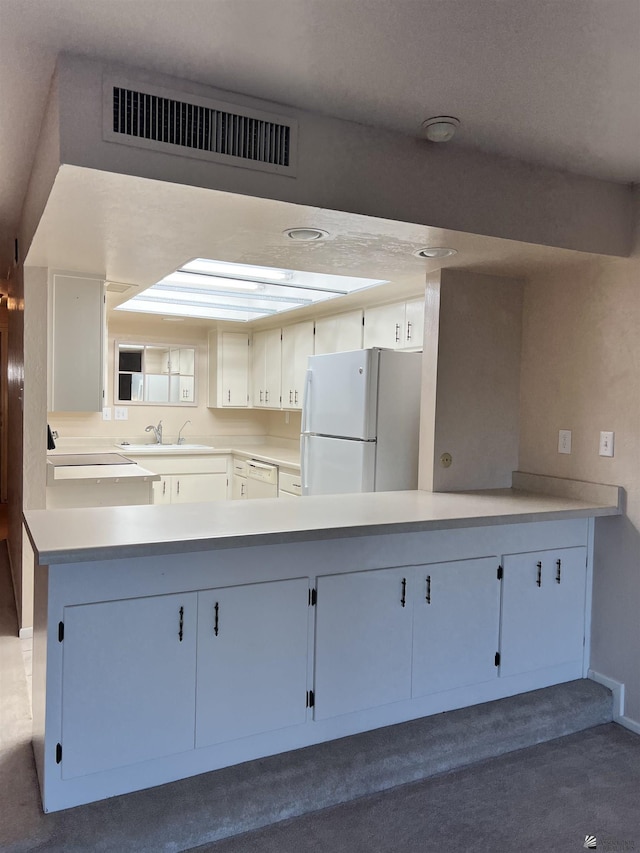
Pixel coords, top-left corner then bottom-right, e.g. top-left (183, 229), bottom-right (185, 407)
top-left (190, 722), bottom-right (640, 853)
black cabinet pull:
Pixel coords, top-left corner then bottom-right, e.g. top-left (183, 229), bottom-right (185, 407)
top-left (556, 559), bottom-right (562, 584)
top-left (426, 575), bottom-right (431, 604)
top-left (214, 602), bottom-right (219, 636)
top-left (178, 606), bottom-right (184, 642)
top-left (401, 577), bottom-right (406, 607)
top-left (536, 561), bottom-right (542, 587)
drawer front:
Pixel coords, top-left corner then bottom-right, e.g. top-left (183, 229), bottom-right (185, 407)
top-left (233, 458), bottom-right (248, 477)
top-left (279, 471), bottom-right (302, 495)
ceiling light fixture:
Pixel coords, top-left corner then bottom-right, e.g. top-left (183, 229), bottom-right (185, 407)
top-left (414, 247), bottom-right (458, 259)
top-left (162, 272), bottom-right (263, 292)
top-left (283, 227), bottom-right (330, 242)
top-left (421, 116), bottom-right (460, 143)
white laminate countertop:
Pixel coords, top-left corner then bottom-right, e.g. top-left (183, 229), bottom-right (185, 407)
top-left (24, 480), bottom-right (622, 566)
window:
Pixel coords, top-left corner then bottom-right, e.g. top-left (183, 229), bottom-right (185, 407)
top-left (115, 342), bottom-right (196, 405)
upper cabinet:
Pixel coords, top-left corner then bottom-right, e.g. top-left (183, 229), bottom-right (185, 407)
top-left (49, 273), bottom-right (105, 412)
top-left (314, 309), bottom-right (363, 355)
top-left (363, 299), bottom-right (424, 351)
top-left (252, 328), bottom-right (282, 408)
top-left (281, 321), bottom-right (315, 410)
top-left (208, 331), bottom-right (250, 408)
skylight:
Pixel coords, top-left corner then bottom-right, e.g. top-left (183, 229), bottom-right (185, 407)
top-left (115, 259), bottom-right (388, 322)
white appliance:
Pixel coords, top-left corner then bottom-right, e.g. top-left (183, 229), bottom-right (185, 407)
top-left (246, 459), bottom-right (279, 498)
top-left (300, 348), bottom-right (422, 496)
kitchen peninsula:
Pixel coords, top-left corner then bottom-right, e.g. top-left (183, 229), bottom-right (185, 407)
top-left (24, 474), bottom-right (620, 813)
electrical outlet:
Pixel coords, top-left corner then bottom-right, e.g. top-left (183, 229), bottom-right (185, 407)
top-left (558, 429), bottom-right (571, 454)
top-left (102, 407), bottom-right (112, 421)
top-left (599, 431), bottom-right (614, 457)
top-left (114, 407), bottom-right (128, 421)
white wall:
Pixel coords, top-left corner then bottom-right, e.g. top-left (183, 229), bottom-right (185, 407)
top-left (519, 194), bottom-right (640, 723)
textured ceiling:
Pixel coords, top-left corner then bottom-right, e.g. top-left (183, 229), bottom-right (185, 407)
top-left (0, 0), bottom-right (639, 262)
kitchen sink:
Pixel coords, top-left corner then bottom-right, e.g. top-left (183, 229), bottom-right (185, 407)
top-left (115, 443), bottom-right (213, 453)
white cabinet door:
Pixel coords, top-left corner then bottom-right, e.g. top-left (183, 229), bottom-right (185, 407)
top-left (232, 474), bottom-right (247, 500)
top-left (208, 331), bottom-right (250, 407)
top-left (363, 303), bottom-right (406, 349)
top-left (196, 579), bottom-right (310, 746)
top-left (172, 473), bottom-right (228, 503)
top-left (251, 330), bottom-right (268, 407)
top-left (500, 547), bottom-right (587, 677)
top-left (152, 475), bottom-right (172, 505)
top-left (264, 327), bottom-right (282, 408)
top-left (282, 321), bottom-right (315, 409)
top-left (314, 310), bottom-right (363, 355)
top-left (50, 273), bottom-right (105, 412)
top-left (412, 558), bottom-right (500, 697)
top-left (314, 568), bottom-right (413, 720)
top-left (403, 299), bottom-right (424, 349)
top-left (60, 593), bottom-right (197, 779)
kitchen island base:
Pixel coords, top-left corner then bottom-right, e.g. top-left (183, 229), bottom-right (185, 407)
top-left (32, 516), bottom-right (596, 813)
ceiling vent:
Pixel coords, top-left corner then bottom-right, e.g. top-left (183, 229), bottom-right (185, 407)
top-left (103, 76), bottom-right (297, 176)
top-left (106, 281), bottom-right (138, 294)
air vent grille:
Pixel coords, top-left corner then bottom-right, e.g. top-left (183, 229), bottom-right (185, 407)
top-left (105, 79), bottom-right (297, 175)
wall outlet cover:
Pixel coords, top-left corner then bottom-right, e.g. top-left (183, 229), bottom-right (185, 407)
top-left (102, 407), bottom-right (112, 421)
top-left (114, 407), bottom-right (128, 421)
top-left (558, 429), bottom-right (572, 454)
top-left (599, 431), bottom-right (614, 457)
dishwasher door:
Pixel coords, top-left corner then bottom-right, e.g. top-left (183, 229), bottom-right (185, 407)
top-left (246, 459), bottom-right (278, 499)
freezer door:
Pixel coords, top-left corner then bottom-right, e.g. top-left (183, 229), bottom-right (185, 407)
top-left (301, 435), bottom-right (376, 496)
top-left (305, 349), bottom-right (379, 440)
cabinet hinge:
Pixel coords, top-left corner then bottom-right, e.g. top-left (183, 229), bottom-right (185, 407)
top-left (55, 743), bottom-right (62, 764)
top-left (362, 316), bottom-right (365, 326)
top-left (58, 621), bottom-right (64, 642)
top-left (497, 565), bottom-right (503, 580)
top-left (494, 652), bottom-right (501, 667)
top-left (308, 588), bottom-right (317, 606)
top-left (306, 689), bottom-right (315, 708)
top-left (14, 237), bottom-right (19, 265)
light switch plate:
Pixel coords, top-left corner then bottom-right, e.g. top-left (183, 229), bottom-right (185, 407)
top-left (558, 429), bottom-right (571, 454)
top-left (599, 431), bottom-right (614, 457)
top-left (102, 407), bottom-right (112, 421)
top-left (114, 407), bottom-right (128, 421)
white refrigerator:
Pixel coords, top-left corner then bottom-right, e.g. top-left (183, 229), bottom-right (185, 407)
top-left (300, 348), bottom-right (422, 496)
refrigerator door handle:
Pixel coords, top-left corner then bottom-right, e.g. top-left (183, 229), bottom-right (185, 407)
top-left (300, 368), bottom-right (312, 435)
top-left (301, 433), bottom-right (310, 495)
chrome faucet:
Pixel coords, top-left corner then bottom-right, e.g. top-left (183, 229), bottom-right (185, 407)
top-left (177, 420), bottom-right (191, 445)
top-left (145, 420), bottom-right (163, 444)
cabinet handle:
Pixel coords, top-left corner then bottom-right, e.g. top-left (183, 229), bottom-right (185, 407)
top-left (228, 389), bottom-right (231, 402)
top-left (177, 480), bottom-right (180, 496)
top-left (214, 602), bottom-right (219, 636)
top-left (401, 577), bottom-right (406, 607)
top-left (395, 323), bottom-right (400, 343)
top-left (265, 390), bottom-right (269, 403)
top-left (241, 482), bottom-right (245, 497)
top-left (536, 561), bottom-right (542, 587)
top-left (407, 321), bottom-right (412, 341)
top-left (295, 390), bottom-right (298, 404)
top-left (426, 575), bottom-right (431, 604)
top-left (289, 390), bottom-right (293, 404)
top-left (162, 480), bottom-right (166, 496)
top-left (178, 606), bottom-right (184, 642)
top-left (556, 559), bottom-right (562, 584)
top-left (260, 390), bottom-right (263, 403)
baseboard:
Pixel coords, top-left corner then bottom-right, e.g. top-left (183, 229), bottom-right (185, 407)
top-left (616, 715), bottom-right (640, 736)
top-left (19, 626), bottom-right (33, 640)
top-left (588, 669), bottom-right (624, 719)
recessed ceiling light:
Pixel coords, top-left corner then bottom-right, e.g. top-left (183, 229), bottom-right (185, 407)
top-left (414, 247), bottom-right (458, 259)
top-left (283, 227), bottom-right (330, 242)
top-left (421, 116), bottom-right (460, 143)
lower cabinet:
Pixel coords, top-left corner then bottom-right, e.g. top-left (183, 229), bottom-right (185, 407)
top-left (499, 547), bottom-right (587, 677)
top-left (196, 579), bottom-right (310, 746)
top-left (412, 558), bottom-right (500, 697)
top-left (152, 473), bottom-right (228, 504)
top-left (60, 593), bottom-right (198, 779)
top-left (314, 568), bottom-right (413, 720)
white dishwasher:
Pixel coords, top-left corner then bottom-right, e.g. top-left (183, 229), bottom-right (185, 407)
top-left (246, 459), bottom-right (278, 499)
